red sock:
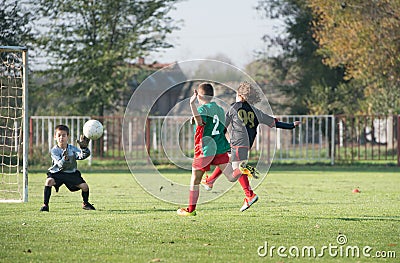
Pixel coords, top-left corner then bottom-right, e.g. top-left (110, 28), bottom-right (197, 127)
top-left (238, 174), bottom-right (253, 197)
top-left (188, 185), bottom-right (199, 212)
top-left (206, 167), bottom-right (223, 184)
top-left (233, 168), bottom-right (242, 179)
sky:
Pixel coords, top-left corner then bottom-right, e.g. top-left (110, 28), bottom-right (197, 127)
top-left (148, 0), bottom-right (284, 69)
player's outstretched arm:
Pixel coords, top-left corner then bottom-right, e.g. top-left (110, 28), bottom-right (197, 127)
top-left (190, 90), bottom-right (205, 126)
top-left (275, 120), bottom-right (301, 129)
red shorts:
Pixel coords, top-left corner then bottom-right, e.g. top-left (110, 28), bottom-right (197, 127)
top-left (192, 152), bottom-right (229, 172)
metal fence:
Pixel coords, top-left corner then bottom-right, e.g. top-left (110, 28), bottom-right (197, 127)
top-left (29, 115), bottom-right (126, 164)
top-left (335, 115), bottom-right (398, 162)
top-left (272, 115), bottom-right (334, 163)
top-left (29, 116), bottom-right (91, 165)
top-left (28, 115), bottom-right (400, 165)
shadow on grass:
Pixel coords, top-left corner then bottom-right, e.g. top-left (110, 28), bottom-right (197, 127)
top-left (105, 208), bottom-right (174, 214)
top-left (319, 216), bottom-right (400, 222)
top-left (269, 164), bottom-right (400, 173)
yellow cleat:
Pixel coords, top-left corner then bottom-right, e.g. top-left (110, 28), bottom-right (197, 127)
top-left (239, 163), bottom-right (260, 179)
top-left (177, 208), bottom-right (197, 216)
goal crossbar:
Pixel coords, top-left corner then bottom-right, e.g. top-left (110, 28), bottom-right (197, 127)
top-left (0, 46), bottom-right (28, 52)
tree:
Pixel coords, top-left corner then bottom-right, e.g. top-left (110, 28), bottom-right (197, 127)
top-left (245, 58), bottom-right (292, 114)
top-left (36, 0), bottom-right (179, 116)
top-left (0, 0), bottom-right (35, 47)
top-left (256, 0), bottom-right (353, 115)
top-left (0, 1), bottom-right (47, 117)
top-left (307, 0), bottom-right (400, 114)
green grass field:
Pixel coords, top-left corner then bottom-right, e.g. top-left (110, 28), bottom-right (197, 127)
top-left (1, 165), bottom-right (399, 262)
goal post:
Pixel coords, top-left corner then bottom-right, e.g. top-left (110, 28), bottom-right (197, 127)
top-left (0, 46), bottom-right (28, 202)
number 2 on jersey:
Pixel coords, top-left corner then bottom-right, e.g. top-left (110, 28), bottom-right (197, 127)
top-left (212, 115), bottom-right (220, 135)
top-left (238, 109), bottom-right (255, 128)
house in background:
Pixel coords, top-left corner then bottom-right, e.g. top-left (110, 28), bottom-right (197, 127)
top-left (128, 58), bottom-right (193, 116)
top-left (127, 58), bottom-right (241, 117)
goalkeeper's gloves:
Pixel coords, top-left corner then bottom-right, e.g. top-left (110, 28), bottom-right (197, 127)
top-left (77, 135), bottom-right (90, 149)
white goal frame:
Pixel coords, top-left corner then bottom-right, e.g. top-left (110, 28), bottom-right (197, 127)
top-left (0, 46), bottom-right (28, 202)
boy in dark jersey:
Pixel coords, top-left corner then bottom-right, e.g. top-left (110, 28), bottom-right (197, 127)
top-left (177, 83), bottom-right (246, 216)
top-left (202, 81), bottom-right (300, 211)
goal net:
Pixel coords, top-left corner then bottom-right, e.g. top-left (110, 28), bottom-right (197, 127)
top-left (0, 46), bottom-right (28, 202)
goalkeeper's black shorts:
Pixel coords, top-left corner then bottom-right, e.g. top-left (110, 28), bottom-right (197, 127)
top-left (47, 170), bottom-right (86, 192)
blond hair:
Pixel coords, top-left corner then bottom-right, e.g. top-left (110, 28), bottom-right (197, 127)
top-left (237, 81), bottom-right (261, 104)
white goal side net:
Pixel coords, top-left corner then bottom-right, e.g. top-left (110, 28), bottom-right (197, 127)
top-left (0, 46), bottom-right (28, 202)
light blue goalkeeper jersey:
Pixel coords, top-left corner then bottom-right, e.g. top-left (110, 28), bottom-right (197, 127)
top-left (48, 144), bottom-right (90, 173)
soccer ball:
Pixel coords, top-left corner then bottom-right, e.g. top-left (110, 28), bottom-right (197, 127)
top-left (83, 120), bottom-right (104, 140)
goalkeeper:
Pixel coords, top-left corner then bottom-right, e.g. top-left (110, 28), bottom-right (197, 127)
top-left (201, 81), bottom-right (300, 212)
top-left (40, 124), bottom-right (96, 212)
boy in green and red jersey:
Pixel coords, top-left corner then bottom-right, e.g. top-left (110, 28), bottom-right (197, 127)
top-left (177, 82), bottom-right (245, 216)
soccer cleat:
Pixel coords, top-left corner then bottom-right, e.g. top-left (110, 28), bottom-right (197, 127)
top-left (240, 194), bottom-right (259, 212)
top-left (40, 205), bottom-right (49, 212)
top-left (201, 178), bottom-right (213, 191)
top-left (82, 202), bottom-right (96, 210)
top-left (239, 163), bottom-right (260, 179)
top-left (177, 208), bottom-right (197, 216)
